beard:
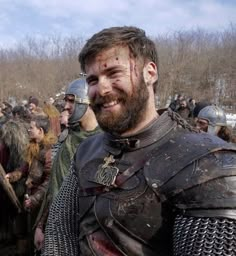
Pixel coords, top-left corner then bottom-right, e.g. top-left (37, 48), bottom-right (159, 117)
top-left (90, 75), bottom-right (149, 134)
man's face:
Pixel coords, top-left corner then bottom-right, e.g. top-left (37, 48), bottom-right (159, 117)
top-left (196, 118), bottom-right (209, 132)
top-left (180, 100), bottom-right (187, 108)
top-left (64, 95), bottom-right (75, 118)
top-left (85, 46), bottom-right (149, 134)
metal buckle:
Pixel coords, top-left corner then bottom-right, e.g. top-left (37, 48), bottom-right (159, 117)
top-left (94, 155), bottom-right (119, 187)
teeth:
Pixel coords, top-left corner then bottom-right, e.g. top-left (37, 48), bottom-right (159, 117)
top-left (103, 101), bottom-right (117, 107)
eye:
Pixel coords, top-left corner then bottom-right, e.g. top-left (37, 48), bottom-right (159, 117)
top-left (87, 77), bottom-right (98, 86)
top-left (109, 70), bottom-right (121, 78)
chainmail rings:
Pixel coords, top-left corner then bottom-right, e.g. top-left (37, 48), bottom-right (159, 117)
top-left (42, 167), bottom-right (79, 256)
top-left (173, 215), bottom-right (236, 256)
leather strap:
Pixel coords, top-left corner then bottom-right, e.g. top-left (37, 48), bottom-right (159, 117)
top-left (79, 153), bottom-right (150, 196)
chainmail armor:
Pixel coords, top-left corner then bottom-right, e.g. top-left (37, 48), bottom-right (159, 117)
top-left (51, 141), bottom-right (62, 162)
top-left (168, 109), bottom-right (200, 133)
top-left (173, 215), bottom-right (236, 256)
top-left (42, 166), bottom-right (79, 256)
top-left (43, 111), bottom-right (236, 255)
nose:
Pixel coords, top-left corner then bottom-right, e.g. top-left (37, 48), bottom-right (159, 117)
top-left (97, 77), bottom-right (112, 96)
top-left (64, 101), bottom-right (71, 110)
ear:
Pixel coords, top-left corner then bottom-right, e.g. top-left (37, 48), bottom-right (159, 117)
top-left (39, 127), bottom-right (45, 135)
top-left (143, 62), bottom-right (158, 87)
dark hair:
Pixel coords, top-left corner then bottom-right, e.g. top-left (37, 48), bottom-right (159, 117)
top-left (31, 114), bottom-right (50, 134)
top-left (12, 105), bottom-right (31, 121)
top-left (193, 101), bottom-right (210, 118)
top-left (28, 97), bottom-right (39, 106)
top-left (79, 26), bottom-right (159, 92)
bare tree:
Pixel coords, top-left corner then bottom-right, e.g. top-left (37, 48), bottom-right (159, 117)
top-left (0, 24), bottom-right (235, 112)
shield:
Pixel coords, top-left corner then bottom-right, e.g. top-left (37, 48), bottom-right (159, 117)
top-left (0, 163), bottom-right (22, 213)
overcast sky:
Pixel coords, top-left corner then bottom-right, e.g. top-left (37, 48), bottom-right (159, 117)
top-left (0, 0), bottom-right (235, 48)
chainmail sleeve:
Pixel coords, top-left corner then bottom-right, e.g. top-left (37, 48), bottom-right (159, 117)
top-left (42, 163), bottom-right (79, 256)
top-left (170, 150), bottom-right (236, 256)
top-left (173, 215), bottom-right (236, 256)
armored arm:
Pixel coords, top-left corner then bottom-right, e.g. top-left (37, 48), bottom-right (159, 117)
top-left (171, 150), bottom-right (236, 255)
top-left (42, 163), bottom-right (80, 256)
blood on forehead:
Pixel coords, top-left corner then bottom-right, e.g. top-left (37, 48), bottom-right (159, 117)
top-left (85, 46), bottom-right (142, 79)
top-left (97, 47), bottom-right (127, 63)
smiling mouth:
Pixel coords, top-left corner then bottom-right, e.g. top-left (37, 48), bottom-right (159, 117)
top-left (102, 100), bottom-right (118, 108)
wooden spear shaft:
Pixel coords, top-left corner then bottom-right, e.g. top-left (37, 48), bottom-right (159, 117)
top-left (0, 163), bottom-right (22, 213)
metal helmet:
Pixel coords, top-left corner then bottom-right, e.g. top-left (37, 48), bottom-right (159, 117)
top-left (65, 78), bottom-right (90, 124)
top-left (197, 105), bottom-right (227, 135)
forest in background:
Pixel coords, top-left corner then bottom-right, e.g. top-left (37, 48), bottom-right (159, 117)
top-left (0, 24), bottom-right (235, 111)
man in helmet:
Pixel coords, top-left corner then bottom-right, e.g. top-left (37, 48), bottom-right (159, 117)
top-left (197, 105), bottom-right (236, 143)
top-left (34, 77), bottom-right (100, 253)
top-left (196, 105), bottom-right (226, 134)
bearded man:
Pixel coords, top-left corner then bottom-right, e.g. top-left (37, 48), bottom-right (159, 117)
top-left (43, 26), bottom-right (236, 256)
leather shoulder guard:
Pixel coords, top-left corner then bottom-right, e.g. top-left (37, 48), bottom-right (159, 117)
top-left (144, 130), bottom-right (236, 197)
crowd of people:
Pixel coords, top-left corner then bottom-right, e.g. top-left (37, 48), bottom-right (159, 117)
top-left (0, 26), bottom-right (236, 256)
top-left (0, 78), bottom-right (100, 255)
top-left (168, 94), bottom-right (236, 143)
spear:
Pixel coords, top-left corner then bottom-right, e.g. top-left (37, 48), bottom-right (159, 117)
top-left (0, 163), bottom-right (22, 213)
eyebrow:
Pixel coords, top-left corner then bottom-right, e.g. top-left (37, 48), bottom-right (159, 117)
top-left (86, 66), bottom-right (124, 82)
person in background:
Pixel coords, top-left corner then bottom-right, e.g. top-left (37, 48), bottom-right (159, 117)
top-left (6, 114), bottom-right (57, 254)
top-left (176, 98), bottom-right (191, 120)
top-left (187, 98), bottom-right (196, 118)
top-left (197, 105), bottom-right (236, 143)
top-left (0, 117), bottom-right (30, 256)
top-left (191, 100), bottom-right (210, 125)
top-left (28, 97), bottom-right (44, 116)
top-left (12, 105), bottom-right (31, 124)
top-left (6, 114), bottom-right (57, 212)
top-left (168, 93), bottom-right (184, 112)
top-left (34, 78), bottom-right (100, 253)
top-left (43, 26), bottom-right (236, 256)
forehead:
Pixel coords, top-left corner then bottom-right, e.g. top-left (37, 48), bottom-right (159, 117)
top-left (85, 46), bottom-right (131, 72)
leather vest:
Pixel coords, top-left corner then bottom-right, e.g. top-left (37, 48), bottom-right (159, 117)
top-left (75, 111), bottom-right (236, 255)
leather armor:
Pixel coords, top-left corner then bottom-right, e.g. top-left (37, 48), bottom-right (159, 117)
top-left (77, 111), bottom-right (236, 255)
top-left (43, 110), bottom-right (236, 256)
